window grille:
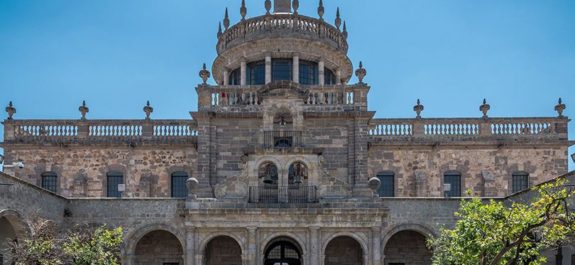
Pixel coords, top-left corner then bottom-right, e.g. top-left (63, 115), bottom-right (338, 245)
top-left (272, 59), bottom-right (292, 81)
top-left (444, 172), bottom-right (461, 197)
top-left (512, 172), bottom-right (529, 193)
top-left (171, 172), bottom-right (189, 198)
top-left (377, 172), bottom-right (395, 197)
top-left (41, 172), bottom-right (58, 193)
top-left (299, 60), bottom-right (318, 85)
top-left (107, 172), bottom-right (123, 198)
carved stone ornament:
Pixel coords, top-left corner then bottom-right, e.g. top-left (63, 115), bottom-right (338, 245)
top-left (78, 100), bottom-right (89, 120)
top-left (555, 97), bottom-right (566, 117)
top-left (480, 98), bottom-right (490, 118)
top-left (199, 63), bottom-right (211, 84)
top-left (355, 61), bottom-right (367, 83)
top-left (143, 100), bottom-right (153, 120)
top-left (5, 101), bottom-right (16, 120)
top-left (186, 177), bottom-right (199, 199)
top-left (413, 99), bottom-right (424, 118)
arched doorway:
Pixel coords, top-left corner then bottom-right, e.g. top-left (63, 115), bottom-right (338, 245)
top-left (0, 217), bottom-right (17, 264)
top-left (324, 236), bottom-right (363, 265)
top-left (384, 230), bottom-right (432, 265)
top-left (134, 230), bottom-right (183, 265)
top-left (264, 237), bottom-right (302, 265)
top-left (204, 236), bottom-right (242, 265)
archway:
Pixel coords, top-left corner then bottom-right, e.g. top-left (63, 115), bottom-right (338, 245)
top-left (264, 237), bottom-right (302, 265)
top-left (259, 162), bottom-right (279, 203)
top-left (134, 230), bottom-right (183, 265)
top-left (204, 236), bottom-right (242, 265)
top-left (384, 230), bottom-right (432, 265)
top-left (324, 236), bottom-right (363, 265)
top-left (0, 217), bottom-right (17, 264)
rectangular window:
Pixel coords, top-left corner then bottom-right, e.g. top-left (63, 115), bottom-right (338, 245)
top-left (512, 172), bottom-right (529, 193)
top-left (171, 172), bottom-right (189, 198)
top-left (299, 61), bottom-right (318, 85)
top-left (41, 173), bottom-right (58, 193)
top-left (377, 172), bottom-right (395, 197)
top-left (272, 59), bottom-right (292, 81)
top-left (248, 61), bottom-right (265, 85)
top-left (444, 173), bottom-right (461, 197)
top-left (107, 173), bottom-right (124, 198)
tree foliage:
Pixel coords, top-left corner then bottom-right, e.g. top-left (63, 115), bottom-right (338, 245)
top-left (429, 178), bottom-right (575, 265)
top-left (9, 220), bottom-right (123, 265)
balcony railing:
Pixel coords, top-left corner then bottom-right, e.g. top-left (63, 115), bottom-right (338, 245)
top-left (248, 186), bottom-right (318, 203)
top-left (4, 119), bottom-right (198, 143)
top-left (263, 130), bottom-right (303, 149)
top-left (369, 117), bottom-right (567, 140)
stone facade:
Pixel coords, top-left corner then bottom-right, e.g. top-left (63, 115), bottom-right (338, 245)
top-left (0, 1), bottom-right (572, 265)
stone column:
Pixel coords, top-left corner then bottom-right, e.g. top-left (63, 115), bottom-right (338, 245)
top-left (265, 54), bottom-right (272, 84)
top-left (309, 226), bottom-right (320, 265)
top-left (292, 54), bottom-right (299, 83)
top-left (240, 59), bottom-right (247, 86)
top-left (372, 226), bottom-right (382, 265)
top-left (186, 228), bottom-right (196, 265)
top-left (223, 69), bottom-right (229, 86)
top-left (318, 60), bottom-right (325, 86)
top-left (248, 227), bottom-right (257, 265)
top-left (336, 68), bottom-right (342, 85)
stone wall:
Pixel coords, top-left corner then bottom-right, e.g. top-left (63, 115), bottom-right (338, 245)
top-left (369, 146), bottom-right (568, 197)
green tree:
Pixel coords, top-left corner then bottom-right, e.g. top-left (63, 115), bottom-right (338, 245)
top-left (429, 178), bottom-right (575, 265)
top-left (63, 226), bottom-right (123, 265)
top-left (10, 219), bottom-right (63, 265)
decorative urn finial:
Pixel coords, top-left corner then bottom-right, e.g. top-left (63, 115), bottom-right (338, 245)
top-left (265, 0), bottom-right (272, 15)
top-left (240, 0), bottom-right (247, 21)
top-left (335, 7), bottom-right (342, 30)
top-left (199, 63), bottom-right (211, 84)
top-left (5, 101), bottom-right (16, 120)
top-left (414, 99), bottom-right (424, 118)
top-left (555, 97), bottom-right (566, 118)
top-left (292, 0), bottom-right (299, 15)
top-left (317, 0), bottom-right (324, 20)
top-left (355, 61), bottom-right (367, 83)
top-left (143, 100), bottom-right (153, 120)
top-left (342, 21), bottom-right (348, 39)
top-left (79, 100), bottom-right (89, 120)
top-left (480, 98), bottom-right (490, 118)
top-left (223, 8), bottom-right (230, 30)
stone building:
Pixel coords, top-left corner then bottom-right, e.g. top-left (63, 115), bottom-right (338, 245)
top-left (0, 0), bottom-right (573, 265)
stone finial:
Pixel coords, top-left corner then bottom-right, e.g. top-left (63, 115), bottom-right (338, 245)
top-left (79, 100), bottom-right (89, 120)
top-left (223, 8), bottom-right (230, 30)
top-left (555, 97), bottom-right (566, 117)
top-left (199, 63), bottom-right (211, 84)
top-left (143, 101), bottom-right (153, 120)
top-left (292, 0), bottom-right (299, 15)
top-left (5, 101), bottom-right (16, 120)
top-left (317, 0), bottom-right (324, 20)
top-left (186, 177), bottom-right (199, 200)
top-left (335, 7), bottom-right (342, 30)
top-left (217, 22), bottom-right (223, 38)
top-left (414, 99), bottom-right (424, 118)
top-left (355, 61), bottom-right (367, 83)
top-left (480, 98), bottom-right (490, 118)
top-left (240, 0), bottom-right (247, 21)
top-left (265, 0), bottom-right (272, 15)
top-left (368, 177), bottom-right (381, 196)
top-left (342, 21), bottom-right (348, 39)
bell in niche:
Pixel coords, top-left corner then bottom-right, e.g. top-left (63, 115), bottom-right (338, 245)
top-left (263, 173), bottom-right (275, 184)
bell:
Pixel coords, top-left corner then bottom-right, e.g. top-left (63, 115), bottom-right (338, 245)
top-left (294, 175), bottom-right (302, 185)
top-left (263, 174), bottom-right (274, 184)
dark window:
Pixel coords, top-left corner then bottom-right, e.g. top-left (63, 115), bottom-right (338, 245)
top-left (41, 172), bottom-right (58, 193)
top-left (377, 171), bottom-right (395, 197)
top-left (324, 68), bottom-right (337, 85)
top-left (512, 172), bottom-right (529, 193)
top-left (107, 172), bottom-right (124, 198)
top-left (272, 59), bottom-right (292, 81)
top-left (247, 61), bottom-right (265, 85)
top-left (171, 171), bottom-right (189, 198)
top-left (274, 137), bottom-right (293, 148)
top-left (229, 68), bottom-right (241, 85)
top-left (299, 60), bottom-right (318, 85)
top-left (0, 253), bottom-right (3, 265)
top-left (444, 171), bottom-right (461, 197)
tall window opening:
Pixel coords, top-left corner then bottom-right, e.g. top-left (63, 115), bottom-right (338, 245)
top-left (107, 171), bottom-right (124, 198)
top-left (444, 171), bottom-right (461, 197)
top-left (299, 60), bottom-right (318, 85)
top-left (377, 171), bottom-right (395, 197)
top-left (41, 172), bottom-right (58, 193)
top-left (272, 59), bottom-right (292, 81)
top-left (247, 60), bottom-right (266, 85)
top-left (171, 171), bottom-right (189, 198)
top-left (229, 68), bottom-right (241, 85)
top-left (325, 68), bottom-right (337, 85)
top-left (512, 172), bottom-right (529, 193)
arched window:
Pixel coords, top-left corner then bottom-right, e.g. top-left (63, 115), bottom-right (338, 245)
top-left (106, 171), bottom-right (124, 198)
top-left (299, 60), bottom-right (318, 85)
top-left (171, 171), bottom-right (189, 198)
top-left (272, 59), bottom-right (292, 81)
top-left (259, 162), bottom-right (279, 186)
top-left (377, 171), bottom-right (395, 197)
top-left (324, 68), bottom-right (337, 85)
top-left (512, 171), bottom-right (529, 193)
top-left (229, 68), bottom-right (241, 85)
top-left (41, 172), bottom-right (58, 193)
top-left (247, 60), bottom-right (265, 85)
top-left (288, 162), bottom-right (308, 185)
top-left (443, 171), bottom-right (461, 197)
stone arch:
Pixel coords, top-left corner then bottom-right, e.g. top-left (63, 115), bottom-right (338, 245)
top-left (382, 224), bottom-right (434, 265)
top-left (201, 235), bottom-right (243, 265)
top-left (263, 235), bottom-right (305, 265)
top-left (260, 233), bottom-right (307, 261)
top-left (323, 234), bottom-right (367, 265)
top-left (124, 223), bottom-right (185, 265)
top-left (0, 209), bottom-right (30, 265)
top-left (0, 209), bottom-right (31, 239)
top-left (287, 161), bottom-right (309, 185)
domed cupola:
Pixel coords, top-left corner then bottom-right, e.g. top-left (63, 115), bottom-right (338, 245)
top-left (212, 0), bottom-right (353, 87)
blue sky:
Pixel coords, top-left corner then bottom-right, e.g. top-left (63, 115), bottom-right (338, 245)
top-left (0, 0), bottom-right (573, 170)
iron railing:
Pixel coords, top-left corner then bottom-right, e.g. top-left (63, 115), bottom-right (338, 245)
top-left (263, 130), bottom-right (303, 149)
top-left (248, 185), bottom-right (318, 203)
